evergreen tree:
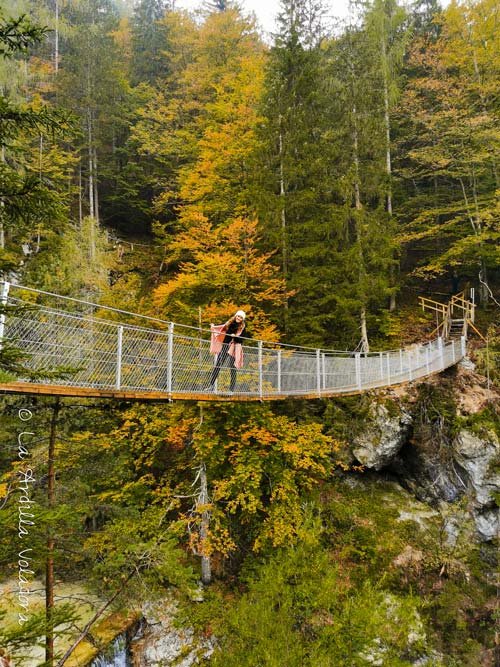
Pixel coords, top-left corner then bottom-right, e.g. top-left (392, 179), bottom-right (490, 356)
top-left (324, 24), bottom-right (396, 351)
top-left (0, 11), bottom-right (73, 275)
top-left (362, 0), bottom-right (410, 312)
top-left (130, 0), bottom-right (171, 85)
top-left (255, 0), bottom-right (339, 344)
top-left (204, 0), bottom-right (230, 12)
top-left (56, 0), bottom-right (136, 232)
top-left (411, 0), bottom-right (442, 37)
top-left (254, 0), bottom-right (396, 349)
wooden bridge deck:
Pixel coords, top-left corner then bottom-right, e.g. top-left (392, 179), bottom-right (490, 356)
top-left (0, 367), bottom-right (451, 403)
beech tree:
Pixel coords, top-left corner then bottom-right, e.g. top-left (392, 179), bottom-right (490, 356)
top-left (133, 6), bottom-right (263, 229)
top-left (152, 217), bottom-right (287, 336)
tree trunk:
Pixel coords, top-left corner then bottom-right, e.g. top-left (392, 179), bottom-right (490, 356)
top-left (87, 112), bottom-right (97, 261)
top-left (389, 269), bottom-right (397, 311)
top-left (78, 164), bottom-right (83, 228)
top-left (54, 0), bottom-right (59, 74)
top-left (460, 174), bottom-right (489, 306)
top-left (93, 148), bottom-right (99, 224)
top-left (279, 128), bottom-right (287, 280)
top-left (352, 106), bottom-right (370, 354)
top-left (278, 119), bottom-right (289, 327)
top-left (381, 33), bottom-right (397, 312)
top-left (360, 307), bottom-right (369, 354)
top-left (479, 258), bottom-right (489, 307)
top-left (471, 170), bottom-right (489, 306)
top-left (198, 463), bottom-right (211, 585)
top-left (88, 117), bottom-right (94, 221)
top-left (46, 399), bottom-right (61, 667)
top-left (382, 58), bottom-right (392, 216)
top-left (472, 50), bottom-right (498, 188)
top-left (39, 134), bottom-right (43, 180)
top-left (0, 146), bottom-right (5, 250)
top-left (353, 106), bottom-right (361, 212)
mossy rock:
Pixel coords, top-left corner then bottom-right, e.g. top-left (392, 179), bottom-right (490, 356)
top-left (67, 610), bottom-right (140, 667)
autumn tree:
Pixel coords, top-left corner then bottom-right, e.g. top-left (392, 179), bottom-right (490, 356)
top-left (104, 401), bottom-right (334, 570)
top-left (133, 7), bottom-right (264, 230)
top-left (152, 217), bottom-right (286, 336)
top-left (132, 8), bottom-right (290, 328)
top-left (394, 0), bottom-right (500, 301)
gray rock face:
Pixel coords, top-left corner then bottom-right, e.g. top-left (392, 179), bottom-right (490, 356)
top-left (453, 430), bottom-right (500, 505)
top-left (352, 403), bottom-right (412, 471)
top-left (350, 387), bottom-right (499, 543)
top-left (130, 599), bottom-right (214, 667)
top-left (390, 421), bottom-right (499, 541)
top-left (474, 508), bottom-right (499, 541)
top-left (452, 429), bottom-right (500, 540)
top-left (391, 441), bottom-right (466, 505)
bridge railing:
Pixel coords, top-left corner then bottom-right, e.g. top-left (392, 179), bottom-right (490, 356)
top-left (0, 282), bottom-right (466, 398)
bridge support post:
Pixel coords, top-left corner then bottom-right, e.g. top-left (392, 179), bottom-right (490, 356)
top-left (438, 336), bottom-right (444, 369)
top-left (407, 350), bottom-right (413, 382)
top-left (379, 351), bottom-right (384, 383)
top-left (355, 352), bottom-right (361, 390)
top-left (258, 341), bottom-right (263, 399)
top-left (277, 349), bottom-right (281, 394)
top-left (167, 322), bottom-right (174, 394)
top-left (461, 336), bottom-right (466, 358)
top-left (425, 346), bottom-right (430, 374)
top-left (0, 281), bottom-right (10, 346)
top-left (316, 349), bottom-right (321, 397)
top-left (115, 326), bottom-right (123, 389)
top-left (452, 340), bottom-right (456, 363)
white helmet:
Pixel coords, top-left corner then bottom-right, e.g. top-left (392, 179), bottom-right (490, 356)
top-left (235, 310), bottom-right (246, 319)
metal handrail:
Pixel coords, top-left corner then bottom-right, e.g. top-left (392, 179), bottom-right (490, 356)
top-left (2, 282), bottom-right (408, 355)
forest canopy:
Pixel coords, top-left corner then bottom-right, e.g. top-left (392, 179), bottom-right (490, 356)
top-left (0, 0), bottom-right (499, 665)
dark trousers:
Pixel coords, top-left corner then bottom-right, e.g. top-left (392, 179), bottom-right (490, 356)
top-left (210, 343), bottom-right (237, 390)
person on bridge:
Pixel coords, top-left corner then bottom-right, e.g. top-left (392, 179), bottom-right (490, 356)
top-left (208, 310), bottom-right (246, 393)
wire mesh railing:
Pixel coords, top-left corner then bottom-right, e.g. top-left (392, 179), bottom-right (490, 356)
top-left (0, 282), bottom-right (466, 399)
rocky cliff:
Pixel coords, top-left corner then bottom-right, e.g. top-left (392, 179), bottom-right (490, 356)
top-left (351, 364), bottom-right (499, 542)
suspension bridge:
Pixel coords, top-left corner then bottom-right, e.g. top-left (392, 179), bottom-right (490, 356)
top-left (0, 283), bottom-right (474, 402)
